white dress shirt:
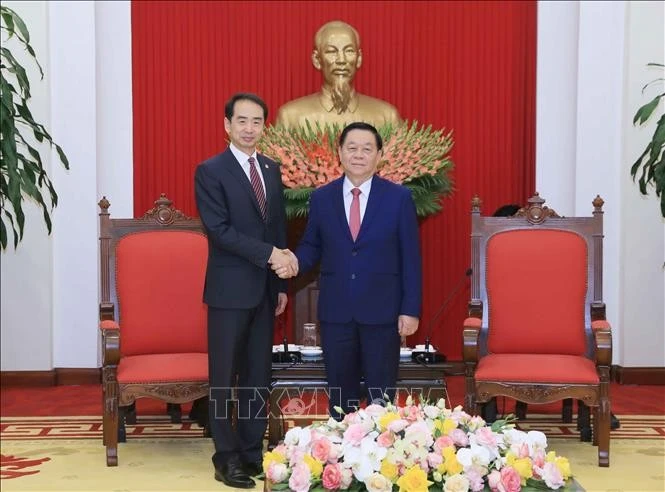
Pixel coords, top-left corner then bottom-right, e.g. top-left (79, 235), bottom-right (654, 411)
top-left (230, 142), bottom-right (266, 193)
top-left (343, 175), bottom-right (372, 224)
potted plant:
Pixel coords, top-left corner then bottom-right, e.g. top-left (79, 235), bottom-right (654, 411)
top-left (0, 6), bottom-right (69, 250)
top-left (630, 62), bottom-right (664, 217)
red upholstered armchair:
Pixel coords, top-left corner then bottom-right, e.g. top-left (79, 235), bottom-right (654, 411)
top-left (98, 194), bottom-right (209, 466)
top-left (463, 193), bottom-right (612, 467)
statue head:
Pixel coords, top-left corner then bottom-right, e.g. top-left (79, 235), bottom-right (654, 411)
top-left (311, 21), bottom-right (363, 114)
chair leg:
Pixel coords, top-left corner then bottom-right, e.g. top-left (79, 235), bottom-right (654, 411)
top-left (597, 396), bottom-right (611, 467)
top-left (593, 407), bottom-right (599, 446)
top-left (515, 401), bottom-right (528, 420)
top-left (166, 403), bottom-right (182, 423)
top-left (124, 402), bottom-right (137, 425)
top-left (561, 398), bottom-right (573, 423)
top-left (578, 401), bottom-right (592, 442)
top-left (482, 398), bottom-right (498, 423)
top-left (102, 368), bottom-right (119, 466)
top-left (117, 406), bottom-right (128, 443)
top-left (464, 372), bottom-right (479, 415)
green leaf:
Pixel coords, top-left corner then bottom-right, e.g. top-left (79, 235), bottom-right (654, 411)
top-left (0, 6), bottom-right (69, 249)
top-left (2, 209), bottom-right (19, 248)
top-left (633, 94), bottom-right (664, 125)
top-left (2, 12), bottom-right (14, 37)
top-left (269, 483), bottom-right (291, 490)
top-left (7, 7), bottom-right (30, 44)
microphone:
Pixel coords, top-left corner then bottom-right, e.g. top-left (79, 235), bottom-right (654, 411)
top-left (412, 267), bottom-right (473, 364)
top-left (272, 316), bottom-right (302, 364)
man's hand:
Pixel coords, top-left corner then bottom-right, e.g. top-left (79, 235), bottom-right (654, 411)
top-left (398, 315), bottom-right (419, 337)
top-left (275, 293), bottom-right (288, 316)
top-left (269, 247), bottom-right (298, 278)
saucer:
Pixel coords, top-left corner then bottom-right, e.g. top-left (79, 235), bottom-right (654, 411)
top-left (300, 347), bottom-right (323, 357)
top-left (414, 344), bottom-right (437, 353)
top-left (272, 344), bottom-right (302, 353)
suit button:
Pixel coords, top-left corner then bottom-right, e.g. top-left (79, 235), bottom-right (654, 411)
top-left (351, 274), bottom-right (356, 280)
top-left (351, 250), bottom-right (358, 256)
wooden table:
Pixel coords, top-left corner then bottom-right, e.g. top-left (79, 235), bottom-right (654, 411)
top-left (268, 359), bottom-right (449, 446)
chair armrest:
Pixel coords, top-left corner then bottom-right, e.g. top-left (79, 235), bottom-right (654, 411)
top-left (592, 320), bottom-right (612, 366)
top-left (100, 320), bottom-right (120, 366)
top-left (463, 317), bottom-right (482, 362)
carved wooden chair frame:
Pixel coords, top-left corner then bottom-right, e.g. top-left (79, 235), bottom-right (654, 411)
top-left (99, 194), bottom-right (209, 466)
top-left (463, 193), bottom-right (612, 467)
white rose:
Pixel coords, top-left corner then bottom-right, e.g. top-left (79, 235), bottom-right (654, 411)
top-left (444, 473), bottom-right (470, 492)
top-left (365, 472), bottom-right (393, 492)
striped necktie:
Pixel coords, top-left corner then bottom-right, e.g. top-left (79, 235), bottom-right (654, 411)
top-left (248, 156), bottom-right (267, 220)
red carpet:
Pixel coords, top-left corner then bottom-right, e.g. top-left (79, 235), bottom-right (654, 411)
top-left (1, 376), bottom-right (663, 416)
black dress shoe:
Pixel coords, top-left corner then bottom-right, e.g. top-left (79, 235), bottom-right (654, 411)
top-left (214, 460), bottom-right (255, 489)
top-left (243, 461), bottom-right (263, 477)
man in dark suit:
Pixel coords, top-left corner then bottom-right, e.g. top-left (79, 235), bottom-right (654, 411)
top-left (274, 122), bottom-right (422, 420)
top-left (195, 93), bottom-right (297, 489)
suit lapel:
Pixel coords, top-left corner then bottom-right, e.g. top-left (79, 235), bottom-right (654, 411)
top-left (357, 175), bottom-right (385, 241)
top-left (223, 148), bottom-right (264, 220)
top-left (332, 178), bottom-right (353, 242)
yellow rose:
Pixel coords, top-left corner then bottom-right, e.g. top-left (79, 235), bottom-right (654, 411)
top-left (380, 459), bottom-right (398, 481)
top-left (511, 457), bottom-right (533, 485)
top-left (554, 456), bottom-right (572, 480)
top-left (396, 465), bottom-right (433, 492)
top-left (379, 411), bottom-right (401, 431)
top-left (262, 450), bottom-right (286, 472)
top-left (303, 454), bottom-right (323, 478)
top-left (442, 418), bottom-right (457, 435)
top-left (441, 446), bottom-right (463, 476)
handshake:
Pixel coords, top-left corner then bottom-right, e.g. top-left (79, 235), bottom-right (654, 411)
top-left (269, 247), bottom-right (299, 279)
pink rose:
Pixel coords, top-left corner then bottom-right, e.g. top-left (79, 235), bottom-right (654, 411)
top-left (434, 435), bottom-right (454, 453)
top-left (488, 469), bottom-right (502, 492)
top-left (288, 463), bottom-right (312, 492)
top-left (322, 463), bottom-right (342, 490)
top-left (311, 437), bottom-right (332, 462)
top-left (387, 419), bottom-right (409, 433)
top-left (340, 467), bottom-right (354, 489)
top-left (266, 462), bottom-right (288, 484)
top-left (518, 442), bottom-right (530, 459)
top-left (465, 468), bottom-right (485, 492)
top-left (343, 412), bottom-right (361, 425)
top-left (532, 448), bottom-right (546, 470)
top-left (475, 426), bottom-right (498, 448)
top-left (541, 462), bottom-right (564, 489)
top-left (402, 405), bottom-right (420, 422)
top-left (427, 452), bottom-right (443, 469)
top-left (450, 428), bottom-right (469, 447)
top-left (364, 404), bottom-right (387, 418)
top-left (377, 431), bottom-right (395, 447)
top-left (501, 466), bottom-right (522, 492)
top-left (344, 423), bottom-right (369, 445)
top-left (289, 448), bottom-right (306, 467)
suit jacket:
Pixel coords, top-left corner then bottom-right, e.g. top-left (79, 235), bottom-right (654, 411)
top-left (194, 148), bottom-right (287, 309)
top-left (296, 175), bottom-right (422, 324)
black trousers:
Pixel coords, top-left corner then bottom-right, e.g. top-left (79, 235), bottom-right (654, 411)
top-left (207, 295), bottom-right (273, 467)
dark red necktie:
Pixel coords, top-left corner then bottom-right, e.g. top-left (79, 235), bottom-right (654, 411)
top-left (349, 188), bottom-right (361, 240)
top-left (248, 156), bottom-right (267, 220)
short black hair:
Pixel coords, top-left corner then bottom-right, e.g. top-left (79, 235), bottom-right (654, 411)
top-left (224, 92), bottom-right (268, 120)
top-left (339, 122), bottom-right (383, 151)
top-left (493, 204), bottom-right (521, 217)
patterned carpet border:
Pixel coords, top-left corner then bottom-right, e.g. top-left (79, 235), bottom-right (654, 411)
top-left (1, 414), bottom-right (663, 441)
